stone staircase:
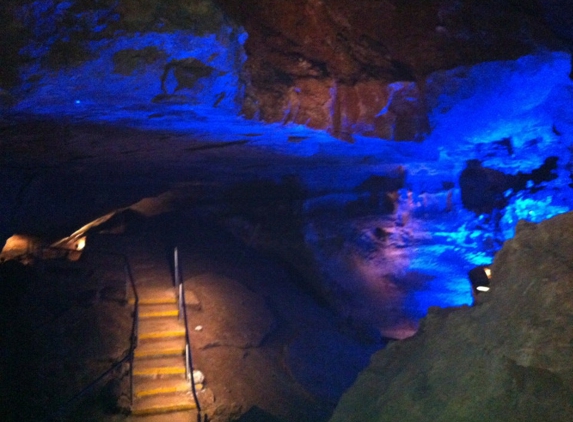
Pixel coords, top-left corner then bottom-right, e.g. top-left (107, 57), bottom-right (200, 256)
top-left (128, 287), bottom-right (199, 418)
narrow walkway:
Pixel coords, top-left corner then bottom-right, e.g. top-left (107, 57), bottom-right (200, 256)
top-left (80, 211), bottom-right (380, 422)
top-left (124, 238), bottom-right (200, 420)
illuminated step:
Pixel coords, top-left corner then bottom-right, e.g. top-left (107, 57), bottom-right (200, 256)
top-left (135, 379), bottom-right (191, 398)
top-left (134, 339), bottom-right (186, 358)
top-left (139, 304), bottom-right (180, 319)
top-left (129, 296), bottom-right (177, 305)
top-left (133, 356), bottom-right (185, 376)
top-left (133, 366), bottom-right (186, 376)
top-left (139, 330), bottom-right (185, 341)
top-left (131, 394), bottom-right (197, 416)
top-left (133, 357), bottom-right (186, 377)
top-left (139, 319), bottom-right (185, 341)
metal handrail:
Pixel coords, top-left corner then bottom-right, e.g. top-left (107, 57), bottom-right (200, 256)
top-left (174, 247), bottom-right (203, 422)
top-left (42, 245), bottom-right (139, 421)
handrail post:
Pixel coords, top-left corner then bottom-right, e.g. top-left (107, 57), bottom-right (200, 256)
top-left (185, 344), bottom-right (191, 381)
top-left (175, 247), bottom-right (184, 320)
top-left (174, 247), bottom-right (179, 287)
top-left (178, 283), bottom-right (183, 320)
top-left (175, 246), bottom-right (202, 422)
top-left (129, 349), bottom-right (134, 406)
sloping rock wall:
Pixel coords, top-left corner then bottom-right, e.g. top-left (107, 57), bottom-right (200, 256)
top-left (330, 211), bottom-right (573, 422)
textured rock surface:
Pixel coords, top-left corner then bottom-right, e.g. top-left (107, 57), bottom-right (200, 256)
top-left (286, 329), bottom-right (377, 403)
top-left (330, 212), bottom-right (573, 422)
top-left (2, 0), bottom-right (245, 113)
top-left (217, 0), bottom-right (559, 139)
top-left (187, 273), bottom-right (276, 350)
top-left (3, 0), bottom-right (572, 140)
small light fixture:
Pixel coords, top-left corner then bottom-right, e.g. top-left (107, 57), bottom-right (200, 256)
top-left (468, 265), bottom-right (492, 294)
top-left (76, 237), bottom-right (86, 251)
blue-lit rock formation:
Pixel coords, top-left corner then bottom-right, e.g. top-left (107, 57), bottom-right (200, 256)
top-left (9, 0), bottom-right (246, 115)
top-left (215, 0), bottom-right (561, 140)
top-left (3, 0), bottom-right (572, 140)
top-left (2, 48), bottom-right (573, 342)
top-left (330, 211), bottom-right (573, 422)
top-left (1, 3), bottom-right (573, 418)
top-left (289, 51), bottom-right (573, 339)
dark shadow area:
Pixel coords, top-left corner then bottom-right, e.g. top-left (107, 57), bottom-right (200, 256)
top-left (459, 156), bottom-right (559, 215)
top-left (237, 406), bottom-right (286, 422)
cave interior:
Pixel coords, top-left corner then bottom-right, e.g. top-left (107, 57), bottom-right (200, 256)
top-left (1, 1), bottom-right (573, 421)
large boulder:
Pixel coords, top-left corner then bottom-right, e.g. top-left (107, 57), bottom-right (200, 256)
top-left (330, 211), bottom-right (573, 422)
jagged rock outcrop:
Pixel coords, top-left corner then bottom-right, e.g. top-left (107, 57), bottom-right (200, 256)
top-left (216, 0), bottom-right (559, 140)
top-left (329, 211), bottom-right (573, 422)
top-left (3, 0), bottom-right (571, 141)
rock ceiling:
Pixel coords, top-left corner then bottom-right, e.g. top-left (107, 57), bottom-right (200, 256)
top-left (1, 0), bottom-right (572, 140)
top-left (1, 1), bottom-right (573, 420)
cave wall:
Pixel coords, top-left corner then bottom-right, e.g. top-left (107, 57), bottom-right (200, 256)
top-left (2, 0), bottom-right (247, 113)
top-left (330, 212), bottom-right (573, 422)
top-left (2, 0), bottom-right (572, 141)
top-left (215, 0), bottom-right (561, 140)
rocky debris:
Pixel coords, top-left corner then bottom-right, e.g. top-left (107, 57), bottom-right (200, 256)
top-left (329, 211), bottom-right (573, 422)
top-left (184, 284), bottom-right (202, 310)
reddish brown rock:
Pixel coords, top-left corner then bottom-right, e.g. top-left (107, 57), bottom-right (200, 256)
top-left (217, 0), bottom-right (558, 140)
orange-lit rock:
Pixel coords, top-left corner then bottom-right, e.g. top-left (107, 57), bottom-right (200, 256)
top-left (217, 0), bottom-right (557, 140)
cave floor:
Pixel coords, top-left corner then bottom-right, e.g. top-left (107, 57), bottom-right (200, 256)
top-left (0, 114), bottom-right (387, 422)
top-left (0, 111), bottom-right (488, 421)
top-left (93, 211), bottom-right (361, 422)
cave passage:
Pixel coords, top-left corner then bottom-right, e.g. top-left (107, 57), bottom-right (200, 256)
top-left (2, 4), bottom-right (573, 420)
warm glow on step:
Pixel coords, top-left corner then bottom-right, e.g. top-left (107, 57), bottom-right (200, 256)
top-left (135, 384), bottom-right (190, 398)
top-left (131, 401), bottom-right (197, 416)
top-left (133, 366), bottom-right (186, 376)
top-left (134, 347), bottom-right (185, 358)
top-left (130, 297), bottom-right (177, 305)
top-left (139, 310), bottom-right (179, 318)
top-left (139, 330), bottom-right (185, 340)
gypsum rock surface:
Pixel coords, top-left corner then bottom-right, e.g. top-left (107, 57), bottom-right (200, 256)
top-left (330, 211), bottom-right (573, 422)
